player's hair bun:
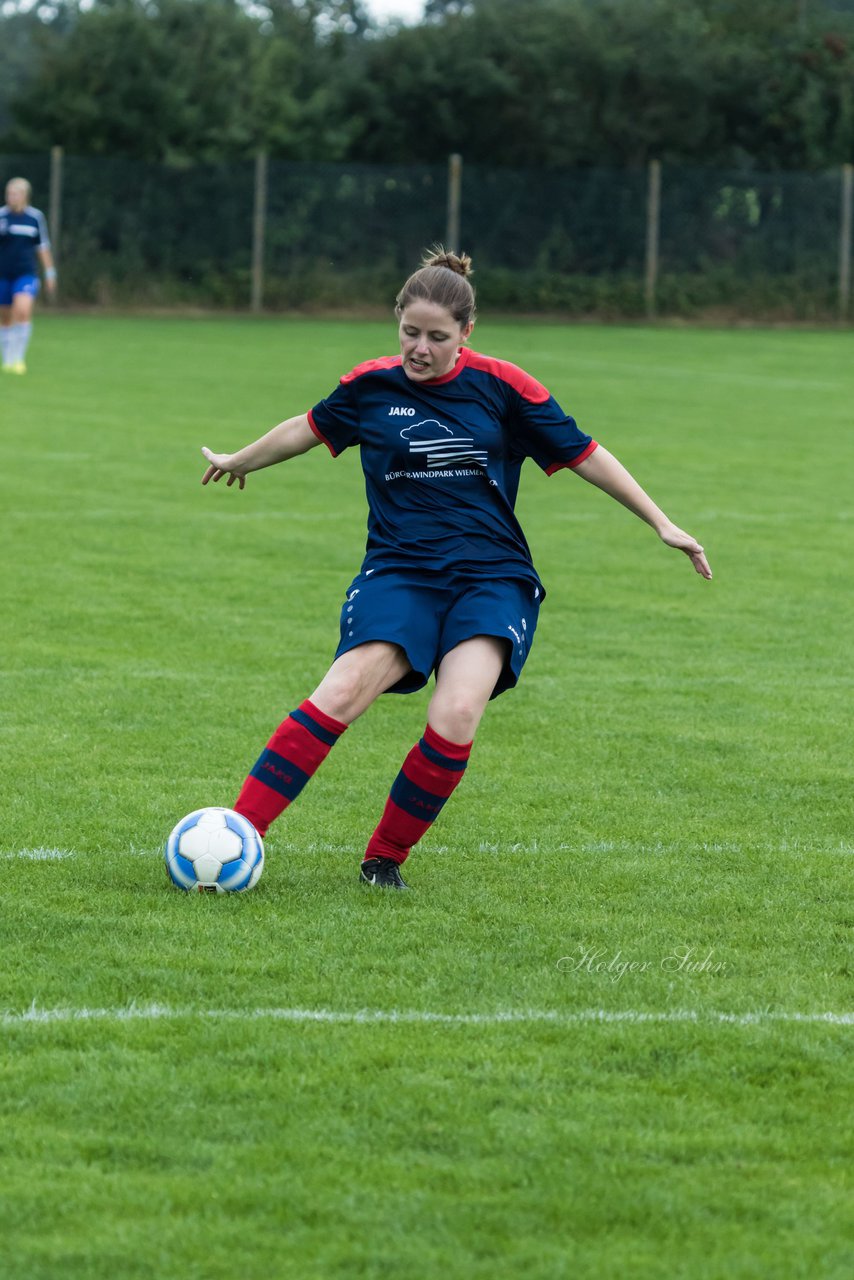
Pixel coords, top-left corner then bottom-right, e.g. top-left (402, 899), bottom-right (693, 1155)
top-left (396, 245), bottom-right (477, 325)
top-left (422, 246), bottom-right (473, 278)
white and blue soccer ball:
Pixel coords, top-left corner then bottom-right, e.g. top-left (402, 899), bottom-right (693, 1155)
top-left (165, 807), bottom-right (264, 894)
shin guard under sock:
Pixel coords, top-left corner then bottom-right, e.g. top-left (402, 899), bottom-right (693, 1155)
top-left (364, 724), bottom-right (472, 865)
top-left (234, 699), bottom-right (347, 837)
top-left (8, 322), bottom-right (31, 364)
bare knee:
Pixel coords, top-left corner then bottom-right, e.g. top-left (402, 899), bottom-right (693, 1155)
top-left (427, 694), bottom-right (485, 744)
top-left (312, 664), bottom-right (368, 721)
top-left (310, 644), bottom-right (409, 723)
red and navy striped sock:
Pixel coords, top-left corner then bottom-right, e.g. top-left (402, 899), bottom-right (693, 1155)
top-left (234, 699), bottom-right (348, 837)
top-left (364, 724), bottom-right (472, 865)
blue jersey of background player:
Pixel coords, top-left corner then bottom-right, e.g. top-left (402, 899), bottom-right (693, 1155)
top-left (200, 248), bottom-right (712, 890)
top-left (0, 176), bottom-right (57, 374)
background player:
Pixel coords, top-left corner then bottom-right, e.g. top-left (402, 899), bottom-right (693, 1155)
top-left (0, 176), bottom-right (57, 374)
top-left (200, 249), bottom-right (712, 889)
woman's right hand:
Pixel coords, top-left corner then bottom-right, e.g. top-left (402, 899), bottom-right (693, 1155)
top-left (201, 447), bottom-right (247, 489)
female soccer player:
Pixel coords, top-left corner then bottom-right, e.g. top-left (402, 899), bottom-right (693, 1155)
top-left (201, 249), bottom-right (712, 888)
top-left (0, 177), bottom-right (57, 375)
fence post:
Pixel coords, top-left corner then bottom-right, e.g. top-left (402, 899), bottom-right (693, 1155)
top-left (839, 163), bottom-right (853, 322)
top-left (446, 153), bottom-right (462, 253)
top-left (251, 150), bottom-right (268, 314)
top-left (644, 159), bottom-right (661, 318)
top-left (49, 145), bottom-right (63, 273)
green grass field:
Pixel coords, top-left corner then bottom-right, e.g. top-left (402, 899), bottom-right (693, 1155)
top-left (1, 314), bottom-right (851, 1279)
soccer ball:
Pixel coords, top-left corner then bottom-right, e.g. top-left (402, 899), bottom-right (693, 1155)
top-left (165, 807), bottom-right (264, 894)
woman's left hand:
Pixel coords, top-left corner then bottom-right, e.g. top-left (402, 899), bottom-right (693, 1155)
top-left (658, 521), bottom-right (713, 579)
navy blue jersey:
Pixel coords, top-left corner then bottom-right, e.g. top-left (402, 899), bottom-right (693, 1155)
top-left (308, 347), bottom-right (598, 589)
top-left (0, 204), bottom-right (50, 279)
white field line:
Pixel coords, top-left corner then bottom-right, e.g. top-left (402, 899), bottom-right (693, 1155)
top-left (0, 848), bottom-right (76, 861)
top-left (275, 838), bottom-right (854, 857)
top-left (7, 839), bottom-right (853, 860)
top-left (2, 1004), bottom-right (851, 1029)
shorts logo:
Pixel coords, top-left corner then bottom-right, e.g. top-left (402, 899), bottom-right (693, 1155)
top-left (400, 419), bottom-right (488, 469)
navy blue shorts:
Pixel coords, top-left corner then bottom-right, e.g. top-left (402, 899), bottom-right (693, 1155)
top-left (335, 568), bottom-right (542, 699)
top-left (0, 274), bottom-right (40, 306)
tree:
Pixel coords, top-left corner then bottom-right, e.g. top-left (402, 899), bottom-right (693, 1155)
top-left (2, 0), bottom-right (363, 161)
top-left (335, 0), bottom-right (734, 168)
top-left (0, 2), bottom-right (74, 140)
top-left (3, 0), bottom-right (853, 169)
top-left (335, 0), bottom-right (854, 169)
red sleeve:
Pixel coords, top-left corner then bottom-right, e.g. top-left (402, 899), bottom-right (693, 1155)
top-left (306, 408), bottom-right (339, 457)
top-left (545, 440), bottom-right (599, 474)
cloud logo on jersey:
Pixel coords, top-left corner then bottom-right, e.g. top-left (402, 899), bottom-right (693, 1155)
top-left (399, 419), bottom-right (488, 470)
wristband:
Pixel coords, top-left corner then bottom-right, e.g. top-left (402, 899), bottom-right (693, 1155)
top-left (45, 268), bottom-right (57, 281)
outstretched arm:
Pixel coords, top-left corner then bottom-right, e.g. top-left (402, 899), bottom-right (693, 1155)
top-left (201, 414), bottom-right (319, 490)
top-left (573, 445), bottom-right (712, 579)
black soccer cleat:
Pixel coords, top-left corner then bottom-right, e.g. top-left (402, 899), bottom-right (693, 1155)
top-left (359, 856), bottom-right (410, 889)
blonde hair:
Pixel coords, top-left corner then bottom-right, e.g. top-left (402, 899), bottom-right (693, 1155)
top-left (6, 176), bottom-right (32, 202)
top-left (396, 245), bottom-right (476, 327)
